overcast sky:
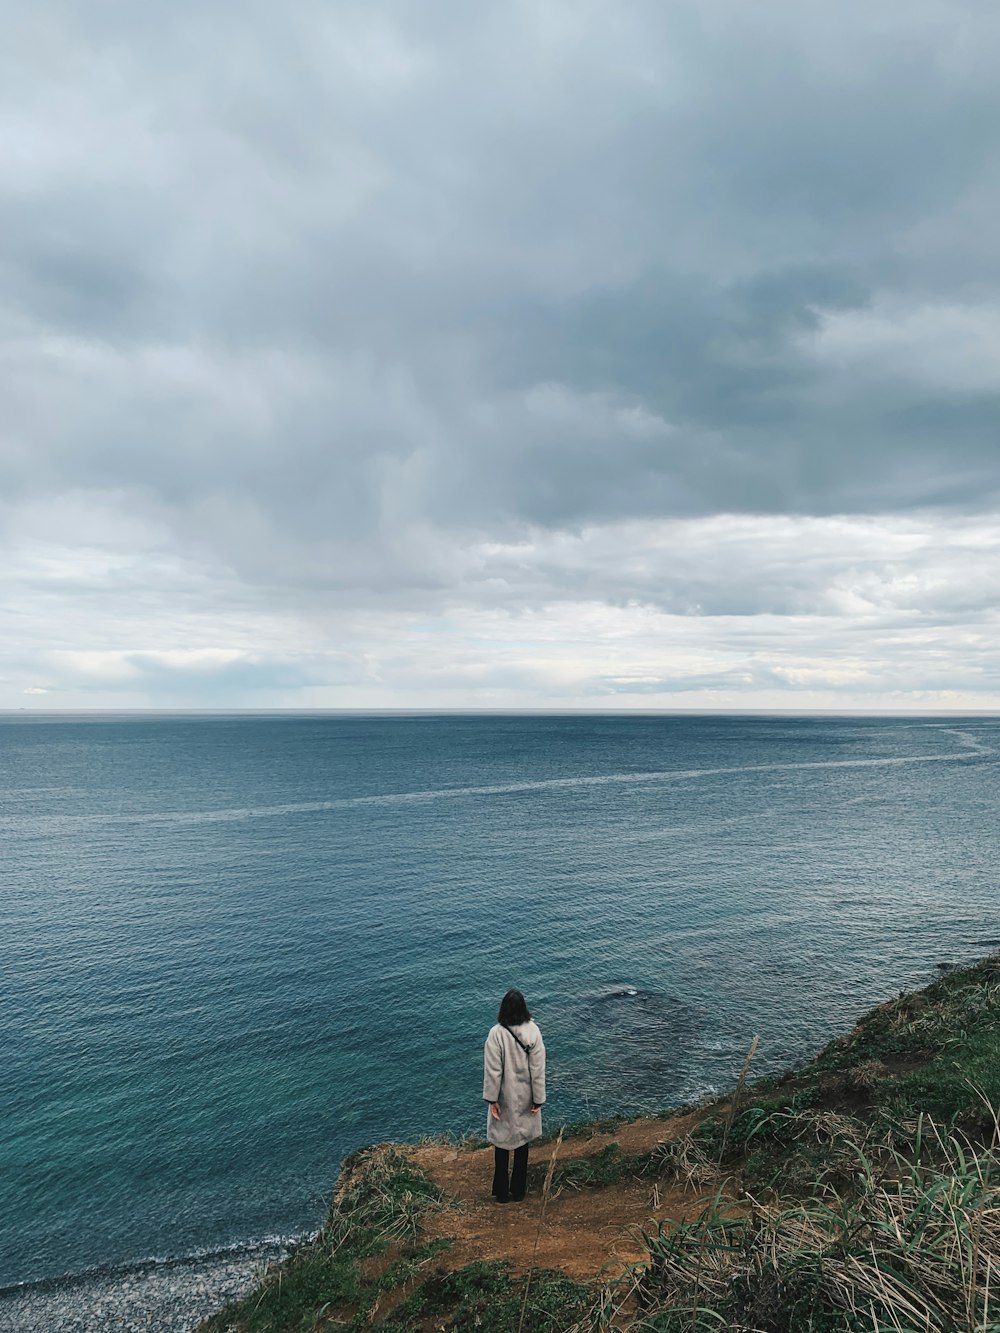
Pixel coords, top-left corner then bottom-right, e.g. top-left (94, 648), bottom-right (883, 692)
top-left (3, 1), bottom-right (1000, 710)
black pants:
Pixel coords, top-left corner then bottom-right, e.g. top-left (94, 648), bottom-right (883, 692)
top-left (492, 1144), bottom-right (528, 1201)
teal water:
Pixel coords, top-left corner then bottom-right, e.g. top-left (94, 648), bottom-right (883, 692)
top-left (2, 713), bottom-right (998, 1290)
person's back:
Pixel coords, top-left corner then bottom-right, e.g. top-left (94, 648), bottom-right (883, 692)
top-left (482, 991), bottom-right (546, 1202)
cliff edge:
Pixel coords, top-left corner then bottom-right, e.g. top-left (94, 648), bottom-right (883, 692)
top-left (200, 954), bottom-right (1000, 1331)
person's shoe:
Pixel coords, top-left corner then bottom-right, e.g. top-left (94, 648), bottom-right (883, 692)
top-left (510, 1193), bottom-right (525, 1202)
top-left (493, 1194), bottom-right (511, 1204)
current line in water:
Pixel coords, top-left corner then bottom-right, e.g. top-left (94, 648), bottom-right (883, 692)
top-left (1, 738), bottom-right (989, 831)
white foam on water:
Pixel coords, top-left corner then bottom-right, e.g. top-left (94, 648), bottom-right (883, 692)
top-left (0, 733), bottom-right (986, 832)
top-left (938, 728), bottom-right (994, 753)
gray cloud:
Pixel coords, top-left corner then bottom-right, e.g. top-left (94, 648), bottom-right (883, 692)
top-left (2, 2), bottom-right (1000, 706)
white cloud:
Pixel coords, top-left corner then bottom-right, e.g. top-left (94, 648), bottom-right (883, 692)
top-left (2, 509), bottom-right (999, 710)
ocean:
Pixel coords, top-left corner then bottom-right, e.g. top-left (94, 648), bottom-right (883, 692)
top-left (2, 713), bottom-right (998, 1305)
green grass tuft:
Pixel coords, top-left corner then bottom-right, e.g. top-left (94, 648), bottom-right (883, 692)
top-left (200, 1146), bottom-right (447, 1332)
top-left (549, 1141), bottom-right (647, 1192)
top-left (376, 1259), bottom-right (592, 1332)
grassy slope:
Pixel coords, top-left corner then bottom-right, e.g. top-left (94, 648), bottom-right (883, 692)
top-left (200, 954), bottom-right (1000, 1333)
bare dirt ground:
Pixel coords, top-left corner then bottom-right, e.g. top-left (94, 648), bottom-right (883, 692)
top-left (408, 1111), bottom-right (724, 1286)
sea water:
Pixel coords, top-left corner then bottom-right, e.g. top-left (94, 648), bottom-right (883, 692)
top-left (2, 713), bottom-right (998, 1293)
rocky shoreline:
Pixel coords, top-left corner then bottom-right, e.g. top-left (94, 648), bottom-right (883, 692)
top-left (0, 1240), bottom-right (295, 1333)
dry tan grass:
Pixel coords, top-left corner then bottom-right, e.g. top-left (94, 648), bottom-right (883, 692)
top-left (620, 1115), bottom-right (1000, 1332)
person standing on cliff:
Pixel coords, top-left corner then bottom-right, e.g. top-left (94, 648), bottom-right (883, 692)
top-left (482, 988), bottom-right (546, 1203)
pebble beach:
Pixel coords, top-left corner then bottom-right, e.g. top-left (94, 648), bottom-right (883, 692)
top-left (0, 1241), bottom-right (292, 1333)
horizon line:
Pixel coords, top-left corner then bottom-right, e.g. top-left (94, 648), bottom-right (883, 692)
top-left (2, 707), bottom-right (1000, 719)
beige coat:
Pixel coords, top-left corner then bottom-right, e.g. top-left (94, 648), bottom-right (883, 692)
top-left (482, 1020), bottom-right (546, 1150)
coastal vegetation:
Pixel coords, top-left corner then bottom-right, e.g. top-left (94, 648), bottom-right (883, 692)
top-left (201, 954), bottom-right (1000, 1331)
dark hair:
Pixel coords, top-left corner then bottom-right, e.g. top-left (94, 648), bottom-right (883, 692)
top-left (498, 988), bottom-right (531, 1028)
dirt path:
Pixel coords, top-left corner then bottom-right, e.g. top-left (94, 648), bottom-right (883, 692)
top-left (408, 1112), bottom-right (723, 1285)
